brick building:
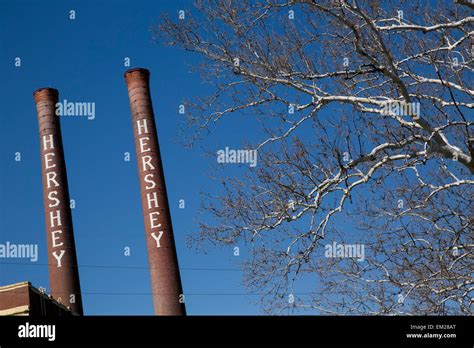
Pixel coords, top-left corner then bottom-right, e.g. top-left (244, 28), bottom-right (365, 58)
top-left (0, 281), bottom-right (76, 316)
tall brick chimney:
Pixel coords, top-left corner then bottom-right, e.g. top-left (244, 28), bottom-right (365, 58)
top-left (124, 68), bottom-right (186, 315)
top-left (33, 88), bottom-right (83, 315)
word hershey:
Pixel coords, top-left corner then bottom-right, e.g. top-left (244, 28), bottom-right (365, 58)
top-left (135, 118), bottom-right (164, 249)
top-left (42, 134), bottom-right (66, 267)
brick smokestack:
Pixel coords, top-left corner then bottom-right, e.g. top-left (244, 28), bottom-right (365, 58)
top-left (33, 88), bottom-right (83, 315)
top-left (124, 68), bottom-right (186, 316)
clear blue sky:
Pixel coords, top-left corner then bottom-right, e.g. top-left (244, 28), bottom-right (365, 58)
top-left (0, 0), bottom-right (274, 315)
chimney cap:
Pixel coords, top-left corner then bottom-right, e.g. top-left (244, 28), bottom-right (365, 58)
top-left (33, 88), bottom-right (59, 103)
top-left (33, 87), bottom-right (58, 97)
top-left (124, 68), bottom-right (150, 78)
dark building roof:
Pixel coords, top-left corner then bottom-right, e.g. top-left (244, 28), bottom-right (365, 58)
top-left (0, 281), bottom-right (78, 316)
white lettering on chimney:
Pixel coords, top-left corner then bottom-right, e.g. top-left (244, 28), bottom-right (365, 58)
top-left (51, 230), bottom-right (64, 248)
top-left (139, 137), bottom-right (151, 153)
top-left (48, 191), bottom-right (60, 208)
top-left (49, 210), bottom-right (62, 228)
top-left (52, 250), bottom-right (66, 267)
top-left (136, 118), bottom-right (149, 135)
top-left (149, 212), bottom-right (162, 229)
top-left (42, 133), bottom-right (67, 264)
top-left (144, 174), bottom-right (156, 190)
top-left (146, 192), bottom-right (159, 210)
top-left (43, 134), bottom-right (55, 151)
top-left (46, 171), bottom-right (59, 189)
top-left (136, 117), bottom-right (166, 251)
top-left (141, 155), bottom-right (155, 171)
top-left (151, 231), bottom-right (164, 248)
top-left (44, 152), bottom-right (56, 169)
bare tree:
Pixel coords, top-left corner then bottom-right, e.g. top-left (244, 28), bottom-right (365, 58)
top-left (154, 0), bottom-right (473, 314)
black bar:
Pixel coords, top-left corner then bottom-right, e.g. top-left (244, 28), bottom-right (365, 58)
top-left (0, 316), bottom-right (472, 346)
